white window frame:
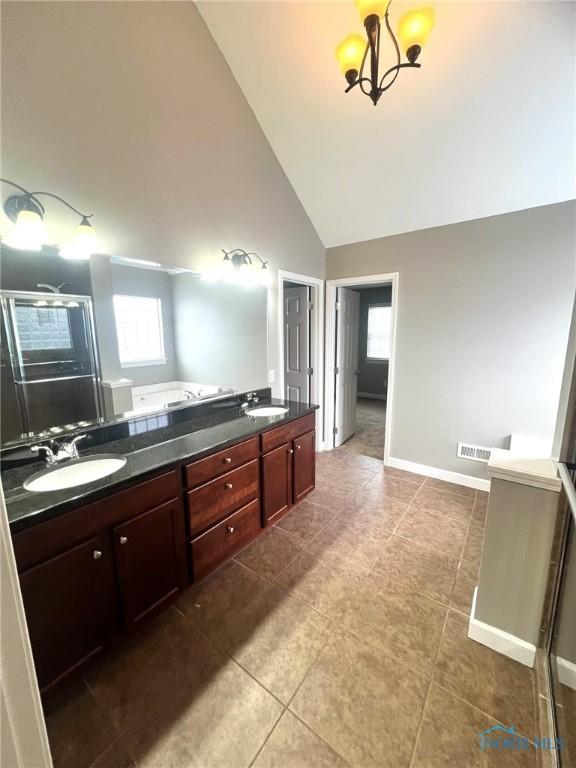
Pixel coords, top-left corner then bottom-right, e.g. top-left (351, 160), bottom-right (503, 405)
top-left (113, 294), bottom-right (167, 368)
top-left (366, 303), bottom-right (391, 363)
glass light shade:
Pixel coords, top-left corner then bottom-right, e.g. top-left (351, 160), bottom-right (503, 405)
top-left (335, 34), bottom-right (366, 74)
top-left (61, 218), bottom-right (99, 260)
top-left (355, 0), bottom-right (387, 21)
top-left (3, 209), bottom-right (48, 251)
top-left (397, 7), bottom-right (435, 52)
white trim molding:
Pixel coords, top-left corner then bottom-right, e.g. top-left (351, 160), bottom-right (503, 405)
top-left (556, 656), bottom-right (576, 691)
top-left (357, 392), bottom-right (387, 401)
top-left (386, 456), bottom-right (491, 492)
top-left (325, 272), bottom-right (399, 464)
top-left (277, 270), bottom-right (325, 451)
top-left (0, 487), bottom-right (52, 767)
top-left (468, 587), bottom-right (536, 668)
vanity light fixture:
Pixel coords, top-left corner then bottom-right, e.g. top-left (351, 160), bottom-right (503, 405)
top-left (221, 248), bottom-right (269, 286)
top-left (1, 178), bottom-right (100, 259)
top-left (335, 0), bottom-right (434, 106)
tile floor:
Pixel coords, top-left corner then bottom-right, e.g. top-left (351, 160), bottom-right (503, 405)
top-left (340, 398), bottom-right (386, 459)
top-left (43, 449), bottom-right (542, 768)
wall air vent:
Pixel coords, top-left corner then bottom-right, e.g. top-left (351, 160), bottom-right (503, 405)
top-left (457, 442), bottom-right (492, 463)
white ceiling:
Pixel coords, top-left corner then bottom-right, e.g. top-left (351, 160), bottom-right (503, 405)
top-left (198, 1), bottom-right (575, 248)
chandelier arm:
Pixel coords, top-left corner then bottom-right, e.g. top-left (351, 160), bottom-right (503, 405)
top-left (378, 61), bottom-right (420, 93)
top-left (25, 191), bottom-right (92, 219)
top-left (0, 178), bottom-right (45, 215)
top-left (358, 77), bottom-right (375, 97)
top-left (376, 1), bottom-right (402, 94)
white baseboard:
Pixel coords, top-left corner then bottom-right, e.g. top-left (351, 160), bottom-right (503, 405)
top-left (468, 587), bottom-right (536, 668)
top-left (357, 392), bottom-right (387, 401)
top-left (557, 656), bottom-right (576, 690)
top-left (386, 456), bottom-right (491, 492)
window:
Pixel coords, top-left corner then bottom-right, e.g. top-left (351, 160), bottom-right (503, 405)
top-left (14, 305), bottom-right (72, 351)
top-left (366, 304), bottom-right (391, 361)
top-left (113, 295), bottom-right (166, 367)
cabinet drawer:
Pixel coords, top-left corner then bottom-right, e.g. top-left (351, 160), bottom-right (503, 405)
top-left (184, 437), bottom-right (259, 488)
top-left (190, 498), bottom-right (261, 580)
top-left (186, 459), bottom-right (259, 535)
top-left (260, 413), bottom-right (316, 453)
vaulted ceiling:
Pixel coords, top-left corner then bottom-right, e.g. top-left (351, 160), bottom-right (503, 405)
top-left (198, 1), bottom-right (575, 247)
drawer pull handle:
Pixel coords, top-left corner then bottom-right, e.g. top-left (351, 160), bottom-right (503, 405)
top-left (119, 536), bottom-right (128, 545)
top-left (93, 550), bottom-right (102, 560)
top-left (227, 525), bottom-right (235, 534)
top-left (225, 482), bottom-right (233, 490)
top-left (223, 457), bottom-right (232, 464)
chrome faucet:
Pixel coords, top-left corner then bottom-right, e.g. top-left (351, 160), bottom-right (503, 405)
top-left (30, 434), bottom-right (87, 465)
top-left (241, 392), bottom-right (260, 411)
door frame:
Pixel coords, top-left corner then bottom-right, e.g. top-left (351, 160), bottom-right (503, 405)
top-left (277, 270), bottom-right (325, 450)
top-left (325, 272), bottom-right (399, 464)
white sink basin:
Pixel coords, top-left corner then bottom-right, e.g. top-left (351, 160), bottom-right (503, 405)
top-left (245, 406), bottom-right (288, 417)
top-left (24, 455), bottom-right (127, 492)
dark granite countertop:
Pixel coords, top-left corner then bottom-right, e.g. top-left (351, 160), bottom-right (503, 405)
top-left (3, 398), bottom-right (318, 533)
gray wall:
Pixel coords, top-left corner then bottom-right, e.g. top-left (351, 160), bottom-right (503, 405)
top-left (357, 286), bottom-right (392, 398)
top-left (171, 274), bottom-right (267, 393)
top-left (0, 1), bottom-right (325, 394)
top-left (327, 202), bottom-right (575, 478)
top-left (110, 264), bottom-right (177, 387)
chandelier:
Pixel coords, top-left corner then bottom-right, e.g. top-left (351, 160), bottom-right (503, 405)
top-left (335, 1), bottom-right (434, 106)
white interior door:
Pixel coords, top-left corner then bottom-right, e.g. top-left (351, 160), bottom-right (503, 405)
top-left (284, 286), bottom-right (310, 403)
top-left (334, 287), bottom-right (360, 447)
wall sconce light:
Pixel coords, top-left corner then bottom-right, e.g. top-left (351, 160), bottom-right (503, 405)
top-left (1, 178), bottom-right (100, 259)
top-left (335, 1), bottom-right (434, 106)
top-left (220, 248), bottom-right (269, 286)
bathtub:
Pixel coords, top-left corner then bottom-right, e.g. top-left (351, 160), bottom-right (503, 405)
top-left (131, 381), bottom-right (233, 409)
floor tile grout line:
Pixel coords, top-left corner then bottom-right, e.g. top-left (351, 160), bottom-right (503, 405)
top-left (408, 604), bottom-right (451, 768)
top-left (246, 617), bottom-right (340, 768)
top-left (432, 680), bottom-right (538, 743)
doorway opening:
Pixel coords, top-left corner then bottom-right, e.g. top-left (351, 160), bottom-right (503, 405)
top-left (277, 270), bottom-right (325, 449)
top-left (325, 273), bottom-right (398, 464)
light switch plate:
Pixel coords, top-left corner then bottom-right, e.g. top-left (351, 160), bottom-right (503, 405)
top-left (268, 369), bottom-right (275, 384)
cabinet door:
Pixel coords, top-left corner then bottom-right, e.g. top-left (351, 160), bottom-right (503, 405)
top-left (262, 442), bottom-right (293, 525)
top-left (293, 429), bottom-right (316, 503)
top-left (19, 536), bottom-right (117, 689)
top-left (113, 498), bottom-right (187, 629)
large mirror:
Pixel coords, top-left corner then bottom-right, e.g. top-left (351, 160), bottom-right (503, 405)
top-left (0, 246), bottom-right (268, 447)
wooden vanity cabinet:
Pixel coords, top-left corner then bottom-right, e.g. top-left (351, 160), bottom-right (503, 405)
top-left (293, 429), bottom-right (316, 502)
top-left (113, 498), bottom-right (187, 629)
top-left (261, 414), bottom-right (316, 525)
top-left (12, 412), bottom-right (317, 689)
top-left (261, 443), bottom-right (293, 524)
top-left (18, 535), bottom-right (117, 689)
top-left (13, 469), bottom-right (186, 689)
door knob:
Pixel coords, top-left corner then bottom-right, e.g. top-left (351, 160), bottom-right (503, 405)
top-left (119, 536), bottom-right (128, 545)
top-left (93, 550), bottom-right (102, 560)
top-left (225, 482), bottom-right (233, 490)
top-left (223, 457), bottom-right (232, 464)
top-left (227, 525), bottom-right (235, 534)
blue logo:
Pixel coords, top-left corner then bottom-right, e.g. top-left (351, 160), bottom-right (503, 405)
top-left (479, 724), bottom-right (563, 752)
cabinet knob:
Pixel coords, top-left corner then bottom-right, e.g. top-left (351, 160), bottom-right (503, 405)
top-left (223, 457), bottom-right (232, 464)
top-left (119, 536), bottom-right (128, 545)
top-left (227, 525), bottom-right (235, 534)
top-left (296, 444), bottom-right (302, 450)
top-left (224, 482), bottom-right (233, 490)
top-left (288, 449), bottom-right (294, 455)
top-left (93, 550), bottom-right (102, 560)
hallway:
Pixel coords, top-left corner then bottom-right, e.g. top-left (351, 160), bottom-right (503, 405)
top-left (341, 397), bottom-right (386, 460)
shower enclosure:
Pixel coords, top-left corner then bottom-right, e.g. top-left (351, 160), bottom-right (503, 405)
top-left (1, 291), bottom-right (102, 445)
